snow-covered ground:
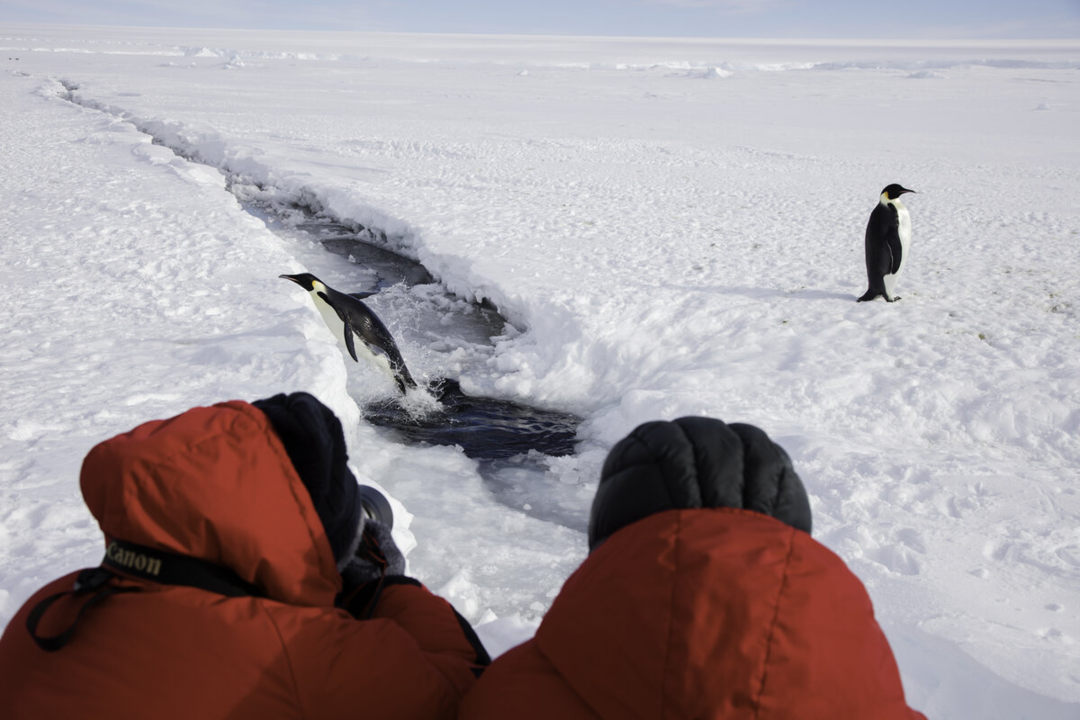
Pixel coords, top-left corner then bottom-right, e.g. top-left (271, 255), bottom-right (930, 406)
top-left (2, 24), bottom-right (1078, 717)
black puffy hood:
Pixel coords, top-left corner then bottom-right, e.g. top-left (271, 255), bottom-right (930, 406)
top-left (588, 417), bottom-right (812, 551)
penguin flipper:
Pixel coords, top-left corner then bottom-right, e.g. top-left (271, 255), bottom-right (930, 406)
top-left (317, 289), bottom-right (361, 361)
top-left (341, 316), bottom-right (360, 362)
top-left (885, 204), bottom-right (903, 274)
top-left (349, 292), bottom-right (377, 300)
top-left (886, 229), bottom-right (903, 275)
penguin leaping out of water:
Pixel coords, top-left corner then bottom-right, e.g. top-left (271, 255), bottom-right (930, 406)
top-left (280, 273), bottom-right (417, 394)
top-left (857, 184), bottom-right (916, 303)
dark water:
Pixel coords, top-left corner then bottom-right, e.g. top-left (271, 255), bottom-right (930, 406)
top-left (364, 378), bottom-right (579, 460)
top-left (320, 236), bottom-right (435, 288)
top-left (234, 186), bottom-right (583, 462)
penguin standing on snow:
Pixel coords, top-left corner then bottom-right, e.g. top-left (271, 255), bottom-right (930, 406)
top-left (280, 273), bottom-right (417, 394)
top-left (858, 184), bottom-right (917, 302)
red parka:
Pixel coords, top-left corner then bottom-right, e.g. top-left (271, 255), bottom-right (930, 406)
top-left (0, 401), bottom-right (481, 719)
top-left (461, 508), bottom-right (926, 720)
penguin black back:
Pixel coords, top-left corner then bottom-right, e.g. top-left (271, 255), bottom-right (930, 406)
top-left (280, 273), bottom-right (417, 394)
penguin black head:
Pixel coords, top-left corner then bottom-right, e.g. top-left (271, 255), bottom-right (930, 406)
top-left (280, 273), bottom-right (321, 291)
top-left (881, 184), bottom-right (916, 200)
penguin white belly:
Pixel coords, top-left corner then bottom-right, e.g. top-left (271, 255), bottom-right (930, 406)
top-left (883, 202), bottom-right (911, 296)
top-left (895, 204), bottom-right (912, 275)
top-left (350, 338), bottom-right (396, 378)
top-left (312, 295), bottom-right (349, 347)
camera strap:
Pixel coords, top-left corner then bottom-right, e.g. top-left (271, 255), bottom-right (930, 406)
top-left (26, 539), bottom-right (262, 652)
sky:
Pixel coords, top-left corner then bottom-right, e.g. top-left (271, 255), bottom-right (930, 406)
top-left (1, 0), bottom-right (1079, 39)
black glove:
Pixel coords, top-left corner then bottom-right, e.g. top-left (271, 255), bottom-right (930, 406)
top-left (340, 520), bottom-right (405, 589)
top-left (588, 417), bottom-right (812, 551)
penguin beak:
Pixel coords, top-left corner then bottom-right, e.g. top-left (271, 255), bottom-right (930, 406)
top-left (279, 274), bottom-right (300, 284)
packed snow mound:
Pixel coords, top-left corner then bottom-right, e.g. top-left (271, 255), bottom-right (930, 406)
top-left (183, 46), bottom-right (222, 58)
top-left (682, 65), bottom-right (733, 79)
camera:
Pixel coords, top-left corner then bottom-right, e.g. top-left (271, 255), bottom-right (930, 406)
top-left (358, 485), bottom-right (394, 530)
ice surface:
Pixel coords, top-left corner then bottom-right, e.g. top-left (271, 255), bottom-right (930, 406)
top-left (1, 25), bottom-right (1078, 717)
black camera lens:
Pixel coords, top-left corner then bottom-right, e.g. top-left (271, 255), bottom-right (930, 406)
top-left (358, 485), bottom-right (394, 531)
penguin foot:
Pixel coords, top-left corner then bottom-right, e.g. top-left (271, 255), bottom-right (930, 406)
top-left (857, 290), bottom-right (902, 303)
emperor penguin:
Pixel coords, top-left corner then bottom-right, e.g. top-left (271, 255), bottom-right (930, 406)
top-left (857, 184), bottom-right (916, 303)
top-left (280, 273), bottom-right (417, 394)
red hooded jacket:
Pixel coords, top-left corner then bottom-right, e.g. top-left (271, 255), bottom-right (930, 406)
top-left (0, 401), bottom-right (481, 719)
top-left (461, 508), bottom-right (926, 719)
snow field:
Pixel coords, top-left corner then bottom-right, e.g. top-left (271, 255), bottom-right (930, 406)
top-left (0, 71), bottom-right (363, 617)
top-left (1, 26), bottom-right (1079, 717)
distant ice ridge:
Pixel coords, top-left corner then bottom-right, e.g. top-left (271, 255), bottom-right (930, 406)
top-left (811, 58), bottom-right (1080, 71)
top-left (681, 66), bottom-right (735, 79)
top-left (179, 47), bottom-right (333, 61)
top-left (7, 30), bottom-right (1078, 73)
top-left (906, 70), bottom-right (947, 79)
top-left (165, 54), bottom-right (1080, 73)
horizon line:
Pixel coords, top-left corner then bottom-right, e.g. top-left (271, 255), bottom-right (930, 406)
top-left (2, 21), bottom-right (1080, 45)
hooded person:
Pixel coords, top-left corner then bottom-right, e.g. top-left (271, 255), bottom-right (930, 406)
top-left (460, 416), bottom-right (927, 720)
top-left (0, 392), bottom-right (488, 720)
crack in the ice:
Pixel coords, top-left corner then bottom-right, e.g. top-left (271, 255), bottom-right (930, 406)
top-left (50, 80), bottom-right (585, 477)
